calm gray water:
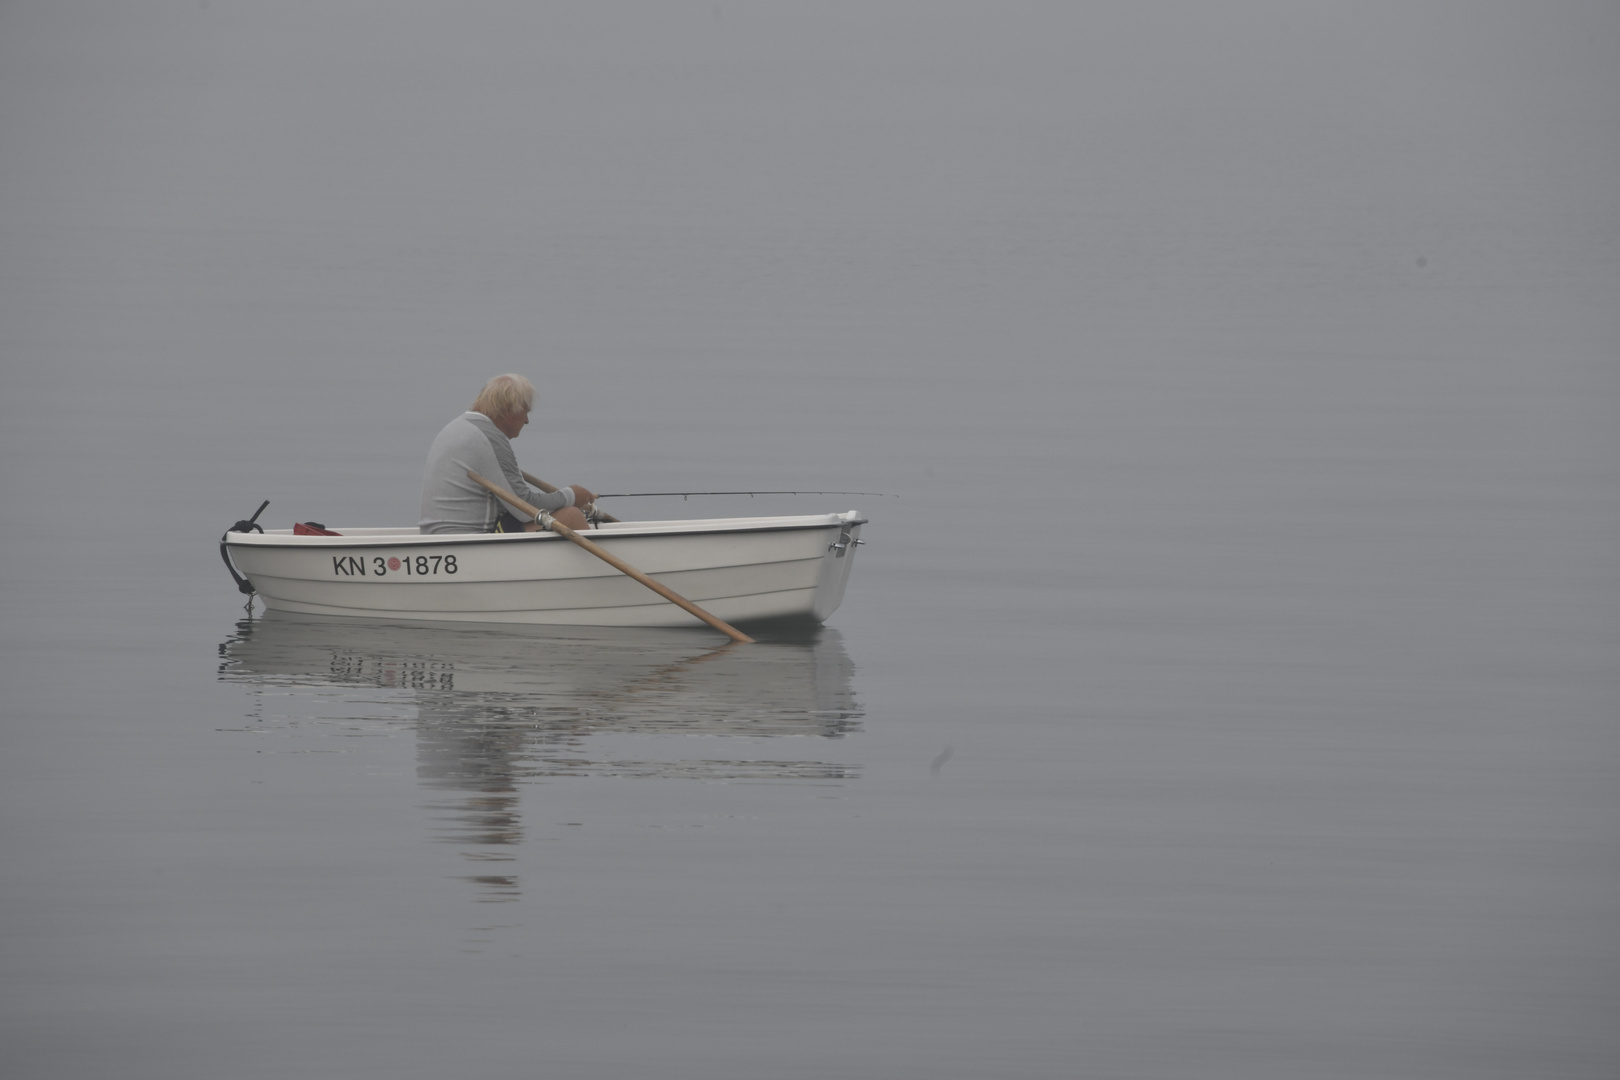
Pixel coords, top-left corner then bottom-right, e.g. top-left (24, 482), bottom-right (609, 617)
top-left (2, 4), bottom-right (1617, 1078)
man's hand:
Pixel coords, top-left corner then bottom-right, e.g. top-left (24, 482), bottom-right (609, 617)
top-left (568, 485), bottom-right (596, 508)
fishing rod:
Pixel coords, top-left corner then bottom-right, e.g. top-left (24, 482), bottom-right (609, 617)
top-left (597, 490), bottom-right (898, 500)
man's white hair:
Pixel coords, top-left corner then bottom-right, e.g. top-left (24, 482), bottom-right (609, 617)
top-left (471, 374), bottom-right (534, 418)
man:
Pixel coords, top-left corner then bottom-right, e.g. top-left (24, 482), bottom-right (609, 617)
top-left (418, 374), bottom-right (597, 535)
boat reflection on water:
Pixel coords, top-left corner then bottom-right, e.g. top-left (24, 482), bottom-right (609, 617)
top-left (217, 613), bottom-right (863, 901)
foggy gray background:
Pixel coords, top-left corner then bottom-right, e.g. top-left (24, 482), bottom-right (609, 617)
top-left (2, 3), bottom-right (1616, 1078)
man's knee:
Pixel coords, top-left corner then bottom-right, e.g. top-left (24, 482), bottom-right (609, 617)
top-left (551, 506), bottom-right (590, 531)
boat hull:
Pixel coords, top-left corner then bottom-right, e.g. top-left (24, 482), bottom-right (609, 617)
top-left (223, 512), bottom-right (865, 627)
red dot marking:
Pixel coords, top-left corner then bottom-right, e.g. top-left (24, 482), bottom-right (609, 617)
top-left (387, 557), bottom-right (401, 570)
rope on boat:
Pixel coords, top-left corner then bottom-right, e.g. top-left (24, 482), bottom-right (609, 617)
top-left (219, 499), bottom-right (269, 596)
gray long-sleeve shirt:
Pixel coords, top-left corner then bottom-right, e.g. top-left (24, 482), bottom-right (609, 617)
top-left (418, 412), bottom-right (574, 534)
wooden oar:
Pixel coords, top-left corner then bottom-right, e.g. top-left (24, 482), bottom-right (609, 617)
top-left (467, 470), bottom-right (754, 644)
top-left (520, 470), bottom-right (621, 523)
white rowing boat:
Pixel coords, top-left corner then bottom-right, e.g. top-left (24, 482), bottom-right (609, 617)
top-left (221, 511), bottom-right (867, 627)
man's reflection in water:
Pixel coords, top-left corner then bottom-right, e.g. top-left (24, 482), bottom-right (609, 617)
top-left (219, 617), bottom-right (863, 903)
top-left (416, 712), bottom-right (529, 901)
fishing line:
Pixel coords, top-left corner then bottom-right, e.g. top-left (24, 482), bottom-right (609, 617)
top-left (596, 491), bottom-right (898, 500)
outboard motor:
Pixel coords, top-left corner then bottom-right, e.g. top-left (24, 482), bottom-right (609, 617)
top-left (220, 500), bottom-right (269, 596)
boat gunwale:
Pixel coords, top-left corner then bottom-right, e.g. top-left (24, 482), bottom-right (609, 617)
top-left (225, 514), bottom-right (869, 551)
